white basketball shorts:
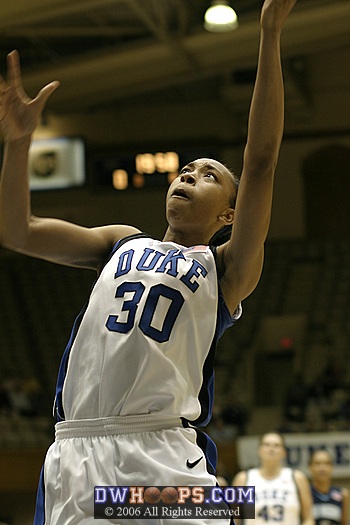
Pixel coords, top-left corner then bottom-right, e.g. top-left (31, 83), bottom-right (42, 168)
top-left (34, 415), bottom-right (232, 524)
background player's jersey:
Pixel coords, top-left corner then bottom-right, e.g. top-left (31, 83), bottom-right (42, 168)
top-left (54, 234), bottom-right (240, 424)
top-left (311, 485), bottom-right (344, 525)
top-left (246, 467), bottom-right (301, 525)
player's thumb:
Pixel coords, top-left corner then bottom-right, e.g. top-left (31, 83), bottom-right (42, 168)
top-left (35, 80), bottom-right (60, 109)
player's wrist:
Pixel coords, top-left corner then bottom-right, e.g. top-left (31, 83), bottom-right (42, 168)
top-left (5, 134), bottom-right (32, 147)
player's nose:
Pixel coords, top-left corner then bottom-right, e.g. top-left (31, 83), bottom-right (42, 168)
top-left (180, 173), bottom-right (196, 184)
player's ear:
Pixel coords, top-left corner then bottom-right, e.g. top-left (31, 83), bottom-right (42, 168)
top-left (219, 207), bottom-right (234, 226)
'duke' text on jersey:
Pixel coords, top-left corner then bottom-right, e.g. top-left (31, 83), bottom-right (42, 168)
top-left (113, 247), bottom-right (208, 293)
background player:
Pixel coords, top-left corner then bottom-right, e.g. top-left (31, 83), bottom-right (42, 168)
top-left (233, 432), bottom-right (314, 525)
top-left (309, 449), bottom-right (349, 525)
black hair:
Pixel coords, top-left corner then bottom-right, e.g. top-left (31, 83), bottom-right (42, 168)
top-left (308, 449), bottom-right (333, 466)
top-left (209, 224), bottom-right (233, 247)
top-left (209, 165), bottom-right (239, 247)
top-left (226, 166), bottom-right (240, 208)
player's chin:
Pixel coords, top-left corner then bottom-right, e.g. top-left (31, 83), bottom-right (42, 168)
top-left (166, 200), bottom-right (189, 218)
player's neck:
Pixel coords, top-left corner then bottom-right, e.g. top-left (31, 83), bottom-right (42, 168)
top-left (260, 463), bottom-right (283, 479)
top-left (163, 226), bottom-right (209, 248)
top-left (313, 480), bottom-right (331, 493)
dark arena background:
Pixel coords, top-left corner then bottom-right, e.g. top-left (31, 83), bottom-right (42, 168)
top-left (1, 0), bottom-right (350, 523)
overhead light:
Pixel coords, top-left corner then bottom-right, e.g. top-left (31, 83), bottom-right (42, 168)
top-left (204, 1), bottom-right (238, 33)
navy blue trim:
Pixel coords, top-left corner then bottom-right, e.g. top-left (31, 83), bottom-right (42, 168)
top-left (185, 251), bottom-right (236, 428)
top-left (194, 429), bottom-right (217, 476)
top-left (189, 335), bottom-right (216, 427)
top-left (101, 232), bottom-right (151, 270)
top-left (54, 301), bottom-right (89, 422)
top-left (33, 466), bottom-right (45, 525)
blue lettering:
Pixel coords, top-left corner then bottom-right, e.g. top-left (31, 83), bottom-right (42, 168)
top-left (237, 487), bottom-right (255, 504)
top-left (211, 487), bottom-right (223, 503)
top-left (139, 284), bottom-right (184, 343)
top-left (108, 486), bottom-right (129, 504)
top-left (334, 444), bottom-right (350, 466)
top-left (115, 249), bottom-right (134, 277)
top-left (136, 248), bottom-right (163, 271)
top-left (113, 247), bottom-right (208, 294)
top-left (155, 249), bottom-right (185, 277)
top-left (180, 259), bottom-right (207, 292)
top-left (286, 445), bottom-right (302, 466)
top-left (224, 487), bottom-right (236, 503)
top-left (95, 487), bottom-right (107, 503)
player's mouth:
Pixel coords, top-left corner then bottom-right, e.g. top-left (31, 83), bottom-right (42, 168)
top-left (172, 188), bottom-right (190, 200)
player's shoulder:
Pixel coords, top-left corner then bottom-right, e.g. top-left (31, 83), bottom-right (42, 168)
top-left (232, 470), bottom-right (248, 486)
top-left (292, 468), bottom-right (307, 479)
top-left (92, 223), bottom-right (142, 248)
top-left (108, 224), bottom-right (142, 244)
top-left (95, 225), bottom-right (143, 272)
top-left (292, 468), bottom-right (309, 488)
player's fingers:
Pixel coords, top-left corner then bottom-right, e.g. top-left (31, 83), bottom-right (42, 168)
top-left (7, 50), bottom-right (20, 86)
top-left (0, 74), bottom-right (8, 92)
top-left (7, 50), bottom-right (30, 100)
top-left (0, 75), bottom-right (11, 120)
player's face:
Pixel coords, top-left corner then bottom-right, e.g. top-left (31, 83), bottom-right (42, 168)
top-left (309, 451), bottom-right (333, 481)
top-left (258, 433), bottom-right (286, 463)
top-left (166, 158), bottom-right (235, 238)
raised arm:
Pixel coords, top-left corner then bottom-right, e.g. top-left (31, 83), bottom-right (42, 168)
top-left (0, 51), bottom-right (138, 269)
top-left (218, 0), bottom-right (296, 313)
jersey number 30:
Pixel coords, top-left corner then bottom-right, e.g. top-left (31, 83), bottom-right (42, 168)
top-left (106, 281), bottom-right (184, 343)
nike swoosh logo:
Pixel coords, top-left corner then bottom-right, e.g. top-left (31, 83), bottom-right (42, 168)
top-left (186, 456), bottom-right (203, 469)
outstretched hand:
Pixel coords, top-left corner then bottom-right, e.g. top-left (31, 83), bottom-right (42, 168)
top-left (0, 50), bottom-right (59, 142)
top-left (260, 0), bottom-right (297, 33)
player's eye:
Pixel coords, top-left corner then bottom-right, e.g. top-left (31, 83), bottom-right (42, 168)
top-left (179, 167), bottom-right (191, 174)
top-left (205, 172), bottom-right (216, 180)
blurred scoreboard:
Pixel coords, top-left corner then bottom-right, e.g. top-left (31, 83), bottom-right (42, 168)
top-left (94, 149), bottom-right (217, 190)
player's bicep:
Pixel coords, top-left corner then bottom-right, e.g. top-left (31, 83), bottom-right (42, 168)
top-left (218, 241), bottom-right (264, 315)
top-left (25, 218), bottom-right (140, 269)
top-left (217, 166), bottom-right (274, 311)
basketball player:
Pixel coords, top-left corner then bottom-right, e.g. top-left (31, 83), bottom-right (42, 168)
top-left (0, 0), bottom-right (297, 523)
top-left (309, 449), bottom-right (349, 525)
top-left (232, 432), bottom-right (314, 525)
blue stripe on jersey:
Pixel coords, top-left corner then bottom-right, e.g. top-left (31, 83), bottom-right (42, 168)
top-left (187, 283), bottom-right (236, 427)
top-left (194, 428), bottom-right (218, 475)
top-left (33, 466), bottom-right (45, 525)
top-left (54, 302), bottom-right (89, 422)
top-left (195, 428), bottom-right (236, 524)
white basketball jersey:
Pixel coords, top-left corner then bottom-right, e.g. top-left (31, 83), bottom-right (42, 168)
top-left (246, 467), bottom-right (301, 525)
top-left (54, 234), bottom-right (240, 425)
